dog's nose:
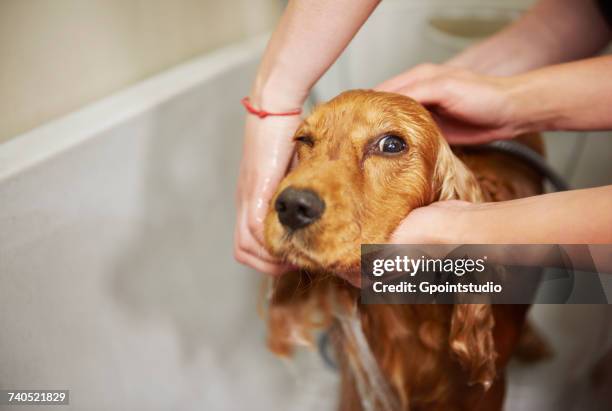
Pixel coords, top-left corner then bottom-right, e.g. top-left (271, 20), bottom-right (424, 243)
top-left (275, 187), bottom-right (325, 231)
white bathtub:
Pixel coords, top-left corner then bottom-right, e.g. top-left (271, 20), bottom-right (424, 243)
top-left (1, 1), bottom-right (611, 410)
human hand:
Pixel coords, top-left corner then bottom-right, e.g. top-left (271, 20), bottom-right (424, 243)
top-left (338, 201), bottom-right (474, 287)
top-left (390, 200), bottom-right (475, 244)
top-left (234, 114), bottom-right (302, 275)
top-left (376, 64), bottom-right (526, 144)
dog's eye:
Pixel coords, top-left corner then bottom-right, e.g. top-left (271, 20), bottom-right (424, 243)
top-left (378, 135), bottom-right (406, 154)
top-left (294, 136), bottom-right (314, 147)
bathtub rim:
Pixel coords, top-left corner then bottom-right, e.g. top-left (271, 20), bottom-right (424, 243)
top-left (0, 35), bottom-right (268, 182)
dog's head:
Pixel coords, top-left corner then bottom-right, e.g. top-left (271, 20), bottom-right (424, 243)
top-left (264, 90), bottom-right (481, 283)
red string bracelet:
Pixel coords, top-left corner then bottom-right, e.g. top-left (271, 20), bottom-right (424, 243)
top-left (241, 97), bottom-right (302, 118)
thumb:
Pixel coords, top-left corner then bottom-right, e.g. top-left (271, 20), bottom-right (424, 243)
top-left (389, 207), bottom-right (435, 244)
top-left (390, 201), bottom-right (470, 244)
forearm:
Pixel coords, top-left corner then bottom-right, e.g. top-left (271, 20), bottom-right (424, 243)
top-left (251, 0), bottom-right (380, 109)
top-left (448, 0), bottom-right (611, 75)
top-left (451, 186), bottom-right (612, 244)
top-left (508, 56), bottom-right (612, 132)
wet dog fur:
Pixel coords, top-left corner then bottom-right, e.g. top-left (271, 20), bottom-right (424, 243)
top-left (262, 90), bottom-right (545, 411)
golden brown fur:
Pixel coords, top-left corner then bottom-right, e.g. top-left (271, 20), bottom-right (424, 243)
top-left (262, 90), bottom-right (544, 411)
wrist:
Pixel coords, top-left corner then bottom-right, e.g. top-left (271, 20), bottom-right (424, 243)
top-left (251, 70), bottom-right (309, 112)
top-left (437, 202), bottom-right (498, 244)
top-left (422, 201), bottom-right (477, 244)
top-left (504, 72), bottom-right (562, 134)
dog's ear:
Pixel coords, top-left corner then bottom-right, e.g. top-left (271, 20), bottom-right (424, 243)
top-left (266, 271), bottom-right (334, 356)
top-left (449, 304), bottom-right (497, 390)
top-left (432, 139), bottom-right (483, 202)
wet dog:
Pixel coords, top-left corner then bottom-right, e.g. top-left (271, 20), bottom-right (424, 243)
top-left (263, 90), bottom-right (545, 411)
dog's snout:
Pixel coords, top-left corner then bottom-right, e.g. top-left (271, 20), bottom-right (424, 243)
top-left (275, 187), bottom-right (325, 231)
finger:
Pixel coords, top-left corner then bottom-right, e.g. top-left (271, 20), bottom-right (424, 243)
top-left (397, 82), bottom-right (510, 144)
top-left (233, 219), bottom-right (288, 275)
top-left (246, 162), bottom-right (292, 246)
top-left (234, 247), bottom-right (289, 276)
top-left (235, 209), bottom-right (281, 265)
top-left (389, 206), bottom-right (445, 244)
top-left (395, 76), bottom-right (454, 107)
top-left (235, 230), bottom-right (280, 266)
top-left (375, 63), bottom-right (449, 92)
top-left (247, 201), bottom-right (269, 246)
top-left (432, 113), bottom-right (507, 145)
top-left (389, 223), bottom-right (421, 243)
top-left (244, 197), bottom-right (276, 251)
